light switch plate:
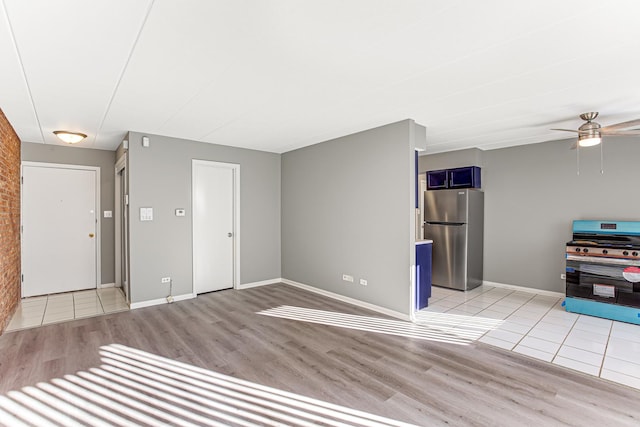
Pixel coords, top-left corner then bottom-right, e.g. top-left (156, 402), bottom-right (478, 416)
top-left (103, 210), bottom-right (112, 218)
top-left (140, 207), bottom-right (153, 221)
top-left (175, 208), bottom-right (186, 217)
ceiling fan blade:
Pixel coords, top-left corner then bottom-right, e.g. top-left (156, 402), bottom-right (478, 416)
top-left (552, 128), bottom-right (599, 134)
top-left (551, 128), bottom-right (580, 133)
top-left (551, 127), bottom-right (640, 135)
top-left (599, 118), bottom-right (640, 132)
top-left (601, 130), bottom-right (640, 136)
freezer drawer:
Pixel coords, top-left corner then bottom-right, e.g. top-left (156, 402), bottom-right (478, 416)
top-left (425, 222), bottom-right (468, 290)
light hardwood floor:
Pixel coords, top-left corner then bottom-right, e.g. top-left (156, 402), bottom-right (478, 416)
top-left (1, 283), bottom-right (639, 426)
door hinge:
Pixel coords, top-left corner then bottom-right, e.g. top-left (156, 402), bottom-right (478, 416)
top-left (21, 274), bottom-right (23, 282)
top-left (125, 194), bottom-right (129, 205)
top-left (20, 176), bottom-right (23, 184)
top-left (20, 225), bottom-right (23, 233)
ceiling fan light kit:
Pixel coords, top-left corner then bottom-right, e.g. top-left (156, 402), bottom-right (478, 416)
top-left (577, 112), bottom-right (602, 147)
top-left (578, 134), bottom-right (601, 147)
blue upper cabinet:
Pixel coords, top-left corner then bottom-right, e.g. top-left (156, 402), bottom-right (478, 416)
top-left (426, 169), bottom-right (448, 190)
top-left (426, 166), bottom-right (481, 190)
top-left (448, 166), bottom-right (481, 189)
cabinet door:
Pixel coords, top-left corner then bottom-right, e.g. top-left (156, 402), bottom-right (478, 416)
top-left (416, 243), bottom-right (432, 309)
top-left (427, 170), bottom-right (448, 190)
top-left (449, 166), bottom-right (481, 189)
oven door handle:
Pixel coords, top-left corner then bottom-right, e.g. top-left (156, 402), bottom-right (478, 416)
top-left (566, 254), bottom-right (640, 266)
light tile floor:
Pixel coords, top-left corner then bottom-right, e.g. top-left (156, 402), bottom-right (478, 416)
top-left (417, 285), bottom-right (640, 391)
top-left (5, 288), bottom-right (128, 332)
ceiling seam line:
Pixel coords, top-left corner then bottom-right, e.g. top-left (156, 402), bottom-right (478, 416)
top-left (1, 0), bottom-right (45, 143)
top-left (192, 4), bottom-right (463, 145)
top-left (387, 61), bottom-right (638, 144)
top-left (318, 3), bottom-right (608, 126)
top-left (94, 0), bottom-right (156, 145)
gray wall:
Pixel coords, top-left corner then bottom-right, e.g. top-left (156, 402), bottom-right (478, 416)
top-left (282, 120), bottom-right (415, 315)
top-left (420, 138), bottom-right (640, 292)
top-left (116, 135), bottom-right (128, 161)
top-left (126, 132), bottom-right (281, 303)
top-left (420, 147), bottom-right (484, 170)
top-left (21, 142), bottom-right (116, 284)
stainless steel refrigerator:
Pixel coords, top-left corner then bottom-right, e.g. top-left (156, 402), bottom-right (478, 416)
top-left (424, 189), bottom-right (484, 291)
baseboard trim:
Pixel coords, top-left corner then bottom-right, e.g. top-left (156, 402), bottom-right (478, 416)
top-left (281, 279), bottom-right (410, 321)
top-left (130, 293), bottom-right (196, 310)
top-left (99, 283), bottom-right (116, 289)
top-left (483, 281), bottom-right (564, 299)
top-left (237, 278), bottom-right (283, 290)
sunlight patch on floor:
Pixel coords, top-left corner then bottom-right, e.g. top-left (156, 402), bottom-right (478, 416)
top-left (258, 305), bottom-right (503, 345)
top-left (0, 344), bottom-right (416, 427)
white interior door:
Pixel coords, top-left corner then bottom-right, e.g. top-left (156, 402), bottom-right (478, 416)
top-left (193, 160), bottom-right (237, 294)
top-left (22, 163), bottom-right (98, 297)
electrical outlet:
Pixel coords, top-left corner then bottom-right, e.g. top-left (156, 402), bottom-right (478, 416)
top-left (560, 273), bottom-right (566, 280)
top-left (359, 279), bottom-right (368, 286)
top-left (161, 277), bottom-right (171, 283)
top-left (342, 274), bottom-right (354, 282)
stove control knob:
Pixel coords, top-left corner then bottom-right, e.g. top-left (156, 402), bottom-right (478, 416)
top-left (575, 247), bottom-right (581, 253)
top-left (633, 251), bottom-right (639, 257)
top-left (602, 249), bottom-right (608, 255)
top-left (583, 248), bottom-right (589, 253)
top-left (623, 251), bottom-right (629, 256)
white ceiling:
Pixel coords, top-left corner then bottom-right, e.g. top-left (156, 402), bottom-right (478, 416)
top-left (1, 0), bottom-right (640, 154)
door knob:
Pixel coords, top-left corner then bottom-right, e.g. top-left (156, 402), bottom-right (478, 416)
top-left (89, 233), bottom-right (95, 238)
top-left (228, 232), bottom-right (233, 237)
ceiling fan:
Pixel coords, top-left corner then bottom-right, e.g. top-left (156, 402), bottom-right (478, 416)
top-left (552, 112), bottom-right (640, 148)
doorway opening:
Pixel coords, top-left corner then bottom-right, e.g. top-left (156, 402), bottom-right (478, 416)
top-left (115, 154), bottom-right (130, 303)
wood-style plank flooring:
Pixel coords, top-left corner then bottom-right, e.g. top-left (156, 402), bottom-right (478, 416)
top-left (1, 283), bottom-right (640, 426)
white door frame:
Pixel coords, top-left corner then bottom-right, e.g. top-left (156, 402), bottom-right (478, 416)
top-left (114, 154), bottom-right (129, 301)
top-left (21, 161), bottom-right (101, 291)
top-left (191, 159), bottom-right (241, 293)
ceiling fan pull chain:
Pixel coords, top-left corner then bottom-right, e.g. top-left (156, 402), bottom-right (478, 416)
top-left (576, 143), bottom-right (580, 175)
top-left (600, 141), bottom-right (604, 174)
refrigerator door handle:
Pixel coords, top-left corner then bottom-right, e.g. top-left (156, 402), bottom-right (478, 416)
top-left (425, 221), bottom-right (465, 226)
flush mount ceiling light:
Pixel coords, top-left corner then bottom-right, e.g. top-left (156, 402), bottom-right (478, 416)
top-left (53, 130), bottom-right (87, 144)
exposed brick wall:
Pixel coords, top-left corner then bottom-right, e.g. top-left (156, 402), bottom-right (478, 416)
top-left (0, 108), bottom-right (21, 333)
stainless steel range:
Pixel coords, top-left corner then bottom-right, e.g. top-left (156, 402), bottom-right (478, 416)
top-left (565, 220), bottom-right (640, 324)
